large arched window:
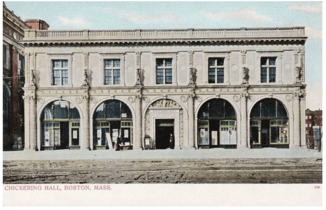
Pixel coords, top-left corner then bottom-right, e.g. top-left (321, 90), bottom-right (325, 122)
top-left (197, 99), bottom-right (237, 148)
top-left (41, 100), bottom-right (80, 150)
top-left (250, 98), bottom-right (289, 148)
top-left (93, 100), bottom-right (133, 150)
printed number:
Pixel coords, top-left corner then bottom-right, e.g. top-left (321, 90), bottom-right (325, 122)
top-left (314, 186), bottom-right (320, 189)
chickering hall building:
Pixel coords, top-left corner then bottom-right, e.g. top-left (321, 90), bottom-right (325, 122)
top-left (21, 27), bottom-right (307, 151)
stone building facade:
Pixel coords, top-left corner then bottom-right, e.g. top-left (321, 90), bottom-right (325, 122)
top-left (21, 27), bottom-right (307, 151)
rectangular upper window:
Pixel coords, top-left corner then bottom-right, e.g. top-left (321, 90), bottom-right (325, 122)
top-left (52, 60), bottom-right (68, 86)
top-left (261, 57), bottom-right (276, 83)
top-left (104, 59), bottom-right (120, 85)
top-left (156, 58), bottom-right (172, 84)
top-left (208, 58), bottom-right (224, 84)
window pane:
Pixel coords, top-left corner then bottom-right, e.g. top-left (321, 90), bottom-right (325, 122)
top-left (113, 59), bottom-right (120, 67)
top-left (156, 68), bottom-right (164, 84)
top-left (53, 60), bottom-right (61, 68)
top-left (53, 101), bottom-right (69, 119)
top-left (53, 70), bottom-right (60, 85)
top-left (106, 100), bottom-right (121, 118)
top-left (165, 69), bottom-right (172, 84)
top-left (157, 59), bottom-right (164, 67)
top-left (105, 60), bottom-right (112, 68)
top-left (217, 58), bottom-right (224, 66)
top-left (261, 67), bottom-right (267, 83)
top-left (208, 68), bottom-right (215, 83)
top-left (165, 59), bottom-right (172, 67)
top-left (113, 69), bottom-right (120, 84)
top-left (105, 70), bottom-right (112, 85)
top-left (269, 67), bottom-right (276, 83)
top-left (62, 70), bottom-right (68, 85)
top-left (208, 58), bottom-right (215, 66)
top-left (261, 57), bottom-right (267, 65)
top-left (217, 68), bottom-right (224, 83)
top-left (62, 60), bottom-right (68, 68)
top-left (269, 58), bottom-right (276, 65)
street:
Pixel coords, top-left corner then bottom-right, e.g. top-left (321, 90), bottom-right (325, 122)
top-left (3, 158), bottom-right (322, 184)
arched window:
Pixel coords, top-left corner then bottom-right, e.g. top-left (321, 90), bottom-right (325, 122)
top-left (197, 99), bottom-right (237, 148)
top-left (93, 100), bottom-right (133, 150)
top-left (250, 98), bottom-right (289, 148)
top-left (41, 101), bottom-right (80, 150)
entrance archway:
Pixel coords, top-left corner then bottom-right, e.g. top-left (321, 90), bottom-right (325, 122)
top-left (40, 100), bottom-right (81, 150)
top-left (197, 99), bottom-right (237, 149)
top-left (92, 100), bottom-right (133, 150)
top-left (144, 98), bottom-right (183, 150)
top-left (250, 98), bottom-right (289, 148)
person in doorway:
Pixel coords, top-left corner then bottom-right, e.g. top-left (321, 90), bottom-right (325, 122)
top-left (169, 134), bottom-right (174, 149)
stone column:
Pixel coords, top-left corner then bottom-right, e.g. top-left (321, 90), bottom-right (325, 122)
top-left (29, 95), bottom-right (37, 151)
top-left (82, 95), bottom-right (90, 150)
top-left (23, 93), bottom-right (30, 151)
top-left (292, 94), bottom-right (301, 148)
top-left (188, 95), bottom-right (195, 149)
top-left (239, 94), bottom-right (248, 149)
top-left (134, 95), bottom-right (142, 150)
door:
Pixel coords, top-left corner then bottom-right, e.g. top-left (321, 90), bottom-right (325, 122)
top-left (156, 119), bottom-right (174, 149)
top-left (71, 128), bottom-right (79, 146)
top-left (261, 120), bottom-right (270, 147)
top-left (209, 120), bottom-right (219, 147)
top-left (60, 122), bottom-right (69, 149)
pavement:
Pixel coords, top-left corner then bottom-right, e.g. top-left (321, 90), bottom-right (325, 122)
top-left (3, 147), bottom-right (323, 161)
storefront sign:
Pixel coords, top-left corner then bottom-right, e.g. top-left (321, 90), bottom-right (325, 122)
top-left (97, 129), bottom-right (101, 138)
top-left (200, 129), bottom-right (205, 137)
top-left (112, 129), bottom-right (119, 142)
top-left (73, 130), bottom-right (78, 139)
top-left (124, 129), bottom-right (129, 138)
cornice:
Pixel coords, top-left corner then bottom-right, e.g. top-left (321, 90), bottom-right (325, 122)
top-left (21, 37), bottom-right (307, 47)
top-left (3, 4), bottom-right (30, 31)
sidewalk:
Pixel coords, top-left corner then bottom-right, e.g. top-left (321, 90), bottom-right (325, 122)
top-left (3, 148), bottom-right (322, 161)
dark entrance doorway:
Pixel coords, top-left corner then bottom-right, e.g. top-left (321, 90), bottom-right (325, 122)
top-left (60, 122), bottom-right (69, 149)
top-left (261, 120), bottom-right (270, 147)
top-left (209, 119), bottom-right (219, 147)
top-left (156, 119), bottom-right (174, 149)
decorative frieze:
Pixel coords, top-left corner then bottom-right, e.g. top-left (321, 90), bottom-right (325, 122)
top-left (150, 99), bottom-right (179, 108)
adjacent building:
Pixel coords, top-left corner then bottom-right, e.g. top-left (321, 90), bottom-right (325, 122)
top-left (306, 108), bottom-right (322, 149)
top-left (21, 26), bottom-right (307, 151)
top-left (3, 2), bottom-right (49, 150)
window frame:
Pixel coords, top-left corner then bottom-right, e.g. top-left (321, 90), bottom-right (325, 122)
top-left (208, 57), bottom-right (225, 84)
top-left (52, 60), bottom-right (69, 86)
top-left (156, 58), bottom-right (173, 85)
top-left (47, 54), bottom-right (73, 87)
top-left (260, 57), bottom-right (277, 83)
top-left (104, 59), bottom-right (121, 85)
top-left (100, 53), bottom-right (125, 86)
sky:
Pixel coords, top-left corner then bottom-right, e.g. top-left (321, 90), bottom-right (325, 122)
top-left (5, 1), bottom-right (323, 110)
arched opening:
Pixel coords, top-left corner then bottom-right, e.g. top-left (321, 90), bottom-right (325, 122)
top-left (144, 98), bottom-right (183, 150)
top-left (40, 100), bottom-right (81, 150)
top-left (92, 99), bottom-right (133, 150)
top-left (250, 98), bottom-right (289, 148)
top-left (197, 98), bottom-right (237, 149)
